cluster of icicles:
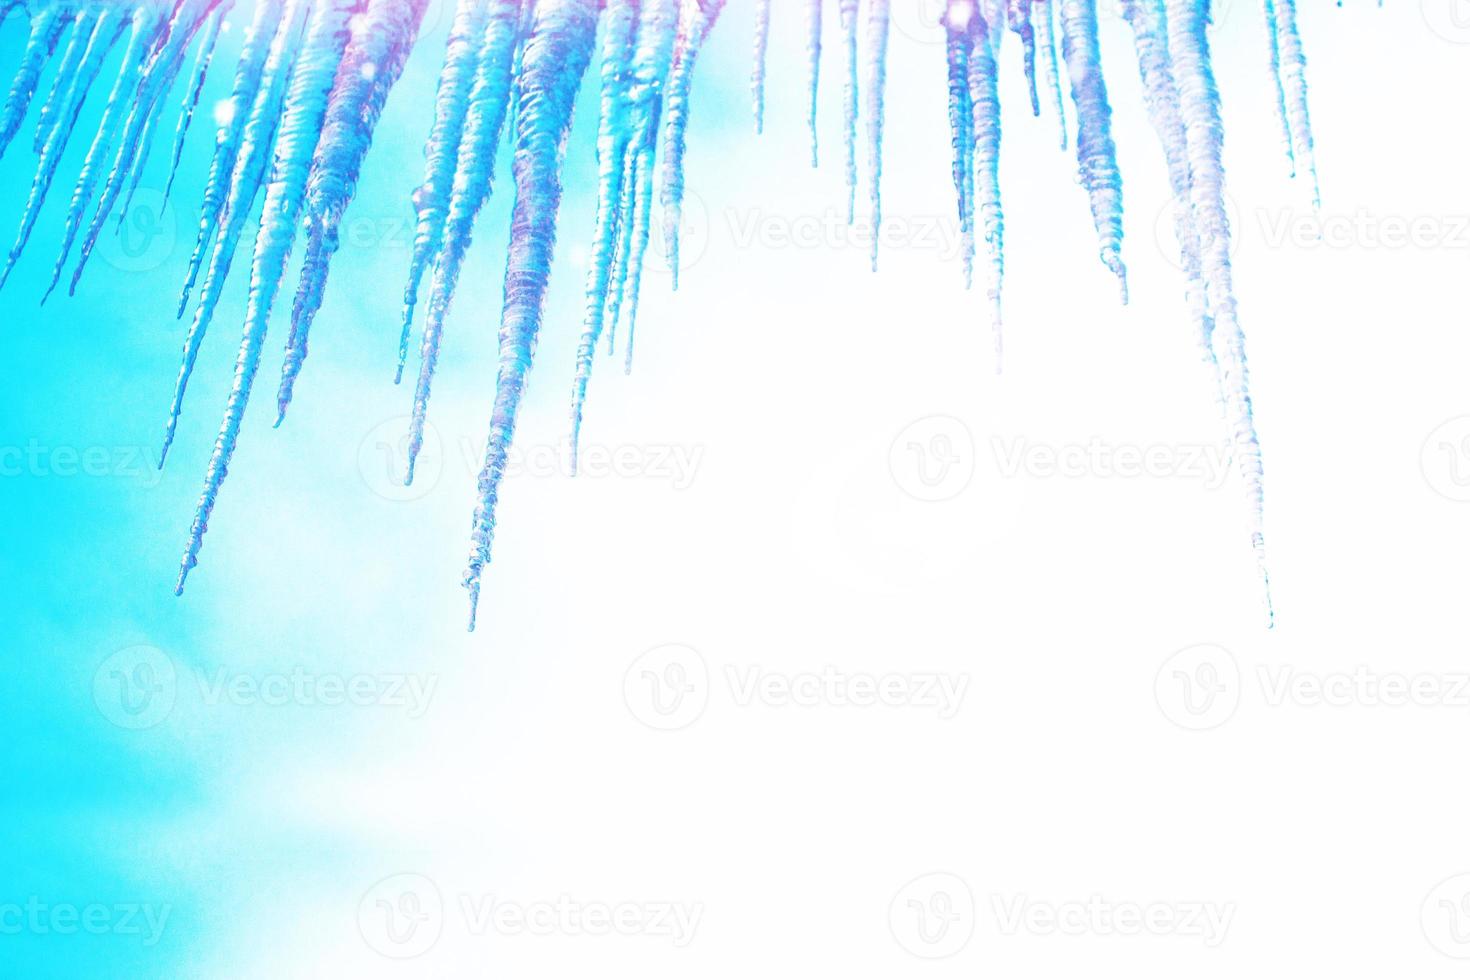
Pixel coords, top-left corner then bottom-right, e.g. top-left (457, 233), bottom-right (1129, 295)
top-left (0, 0), bottom-right (1322, 627)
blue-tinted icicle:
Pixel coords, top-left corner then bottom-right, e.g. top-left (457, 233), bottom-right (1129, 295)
top-left (1032, 0), bottom-right (1065, 149)
top-left (944, 8), bottom-right (974, 288)
top-left (276, 0), bottom-right (430, 423)
top-left (1057, 0), bottom-right (1126, 302)
top-left (0, 6), bottom-right (70, 161)
top-left (1272, 0), bottom-right (1318, 207)
top-left (404, 0), bottom-right (522, 483)
top-left (968, 10), bottom-right (1004, 370)
top-left (1005, 0), bottom-right (1039, 116)
top-left (396, 0), bottom-right (491, 384)
top-left (1166, 0), bottom-right (1272, 625)
top-left (751, 0), bottom-right (770, 134)
top-left (161, 0), bottom-right (312, 469)
top-left (568, 0), bottom-right (639, 471)
top-left (178, 0), bottom-right (287, 316)
top-left (659, 0), bottom-right (725, 289)
top-left (838, 0), bottom-right (858, 222)
top-left (176, 0), bottom-right (360, 592)
top-left (162, 4), bottom-right (231, 201)
top-left (1260, 0), bottom-right (1293, 174)
top-left (865, 0), bottom-right (889, 271)
top-left (804, 0), bottom-right (820, 167)
top-left (31, 7), bottom-right (107, 154)
top-left (463, 0), bottom-right (599, 630)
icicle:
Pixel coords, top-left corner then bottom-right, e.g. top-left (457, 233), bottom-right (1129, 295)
top-left (396, 0), bottom-right (492, 385)
top-left (45, 5), bottom-right (173, 301)
top-left (163, 4), bottom-right (232, 202)
top-left (968, 11), bottom-right (1004, 371)
top-left (176, 0), bottom-right (360, 592)
top-left (752, 0), bottom-right (770, 134)
top-left (804, 0), bottom-right (821, 167)
top-left (76, 1), bottom-right (225, 280)
top-left (1166, 0), bottom-right (1272, 626)
top-left (0, 7), bottom-right (125, 291)
top-left (1273, 0), bottom-right (1319, 208)
top-left (865, 0), bottom-right (890, 271)
top-left (944, 5), bottom-right (974, 288)
top-left (568, 0), bottom-right (639, 471)
top-left (1032, 0), bottom-right (1065, 149)
top-left (1006, 0), bottom-right (1039, 116)
top-left (601, 0), bottom-right (678, 363)
top-left (0, 5), bottom-right (70, 162)
top-left (1057, 0), bottom-right (1127, 302)
top-left (178, 0), bottom-right (286, 316)
top-left (1260, 0), bottom-right (1293, 175)
top-left (839, 0), bottom-right (858, 222)
top-left (31, 7), bottom-right (104, 154)
top-left (659, 0), bottom-right (726, 289)
top-left (276, 0), bottom-right (430, 424)
top-left (403, 0), bottom-right (522, 483)
top-left (463, 0), bottom-right (599, 630)
top-left (1120, 0), bottom-right (1213, 373)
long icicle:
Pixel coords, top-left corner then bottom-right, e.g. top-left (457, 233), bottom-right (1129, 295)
top-left (1260, 0), bottom-right (1294, 176)
top-left (31, 6), bottom-right (103, 154)
top-left (0, 8), bottom-right (126, 291)
top-left (403, 0), bottom-right (522, 483)
top-left (1005, 0), bottom-right (1039, 116)
top-left (568, 0), bottom-right (639, 471)
top-left (659, 0), bottom-right (726, 290)
top-left (751, 0), bottom-right (770, 134)
top-left (0, 5), bottom-right (70, 161)
top-left (1121, 0), bottom-right (1215, 382)
top-left (1057, 0), bottom-right (1127, 302)
top-left (865, 0), bottom-right (890, 271)
top-left (68, 0), bottom-right (224, 298)
top-left (177, 0), bottom-right (287, 316)
top-left (160, 0), bottom-right (311, 468)
top-left (162, 3), bottom-right (232, 202)
top-left (463, 0), bottom-right (599, 630)
top-left (944, 6), bottom-right (974, 288)
top-left (276, 0), bottom-right (430, 424)
top-left (968, 8), bottom-right (1004, 371)
top-left (1032, 0), bottom-right (1065, 149)
top-left (1167, 0), bottom-right (1272, 625)
top-left (1272, 0), bottom-right (1318, 208)
top-left (838, 0), bottom-right (858, 222)
top-left (804, 0), bottom-right (821, 167)
top-left (396, 0), bottom-right (492, 384)
top-left (176, 0), bottom-right (360, 593)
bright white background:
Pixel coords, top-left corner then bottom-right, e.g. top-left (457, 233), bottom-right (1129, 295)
top-left (5, 1), bottom-right (1469, 977)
